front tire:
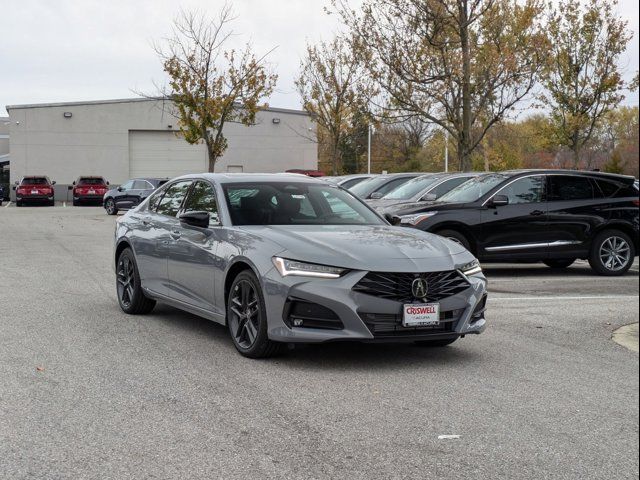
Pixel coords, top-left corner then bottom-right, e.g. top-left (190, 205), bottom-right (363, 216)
top-left (227, 270), bottom-right (283, 358)
top-left (116, 248), bottom-right (156, 314)
top-left (589, 230), bottom-right (635, 276)
top-left (543, 259), bottom-right (575, 269)
top-left (436, 229), bottom-right (472, 251)
top-left (105, 198), bottom-right (118, 215)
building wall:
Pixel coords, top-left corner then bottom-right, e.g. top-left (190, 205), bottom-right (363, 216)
top-left (7, 98), bottom-right (316, 200)
top-left (0, 117), bottom-right (9, 156)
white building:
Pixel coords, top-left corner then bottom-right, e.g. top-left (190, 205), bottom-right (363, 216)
top-left (6, 97), bottom-right (317, 198)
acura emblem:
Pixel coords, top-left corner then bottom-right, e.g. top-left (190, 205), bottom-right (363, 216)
top-left (411, 277), bottom-right (429, 299)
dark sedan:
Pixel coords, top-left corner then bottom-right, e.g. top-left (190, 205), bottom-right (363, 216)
top-left (349, 173), bottom-right (425, 200)
top-left (103, 178), bottom-right (168, 215)
top-left (392, 170), bottom-right (639, 276)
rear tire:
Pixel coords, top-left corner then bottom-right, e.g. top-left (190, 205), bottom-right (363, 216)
top-left (543, 259), bottom-right (575, 269)
top-left (116, 248), bottom-right (156, 314)
top-left (16, 200), bottom-right (22, 207)
top-left (436, 229), bottom-right (471, 251)
top-left (105, 198), bottom-right (118, 215)
top-left (589, 230), bottom-right (635, 276)
top-left (414, 337), bottom-right (458, 347)
top-left (227, 270), bottom-right (283, 358)
top-left (73, 199), bottom-right (79, 207)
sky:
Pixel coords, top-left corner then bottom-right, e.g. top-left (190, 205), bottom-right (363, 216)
top-left (0, 0), bottom-right (638, 117)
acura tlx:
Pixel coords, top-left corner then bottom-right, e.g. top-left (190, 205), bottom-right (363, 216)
top-left (113, 173), bottom-right (487, 358)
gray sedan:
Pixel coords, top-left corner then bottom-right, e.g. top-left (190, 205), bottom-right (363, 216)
top-left (113, 173), bottom-right (487, 358)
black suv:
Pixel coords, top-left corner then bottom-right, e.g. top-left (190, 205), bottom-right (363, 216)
top-left (392, 170), bottom-right (639, 275)
top-left (103, 178), bottom-right (168, 215)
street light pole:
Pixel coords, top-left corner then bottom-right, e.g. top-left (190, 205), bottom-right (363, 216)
top-left (444, 129), bottom-right (449, 173)
top-left (367, 124), bottom-right (372, 174)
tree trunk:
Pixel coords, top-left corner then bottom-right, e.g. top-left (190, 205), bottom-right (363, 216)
top-left (459, 0), bottom-right (473, 172)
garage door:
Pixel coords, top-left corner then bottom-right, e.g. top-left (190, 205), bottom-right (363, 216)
top-left (129, 131), bottom-right (207, 178)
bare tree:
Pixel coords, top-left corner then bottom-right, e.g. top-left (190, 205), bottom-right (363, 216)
top-left (333, 0), bottom-right (547, 171)
top-left (295, 35), bottom-right (376, 175)
top-left (540, 0), bottom-right (633, 167)
top-left (155, 6), bottom-right (277, 171)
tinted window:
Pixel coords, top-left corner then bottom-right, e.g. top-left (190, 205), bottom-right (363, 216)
top-left (595, 179), bottom-right (638, 198)
top-left (133, 180), bottom-right (152, 190)
top-left (182, 181), bottom-right (219, 223)
top-left (21, 177), bottom-right (48, 185)
top-left (437, 174), bottom-right (508, 203)
top-left (156, 181), bottom-right (192, 217)
top-left (223, 182), bottom-right (384, 226)
top-left (77, 178), bottom-right (105, 185)
top-left (384, 176), bottom-right (438, 200)
top-left (548, 176), bottom-right (594, 201)
top-left (376, 178), bottom-right (413, 197)
top-left (119, 180), bottom-right (134, 191)
top-left (341, 177), bottom-right (368, 189)
top-left (147, 188), bottom-right (165, 212)
top-left (500, 176), bottom-right (544, 204)
top-left (428, 177), bottom-right (470, 199)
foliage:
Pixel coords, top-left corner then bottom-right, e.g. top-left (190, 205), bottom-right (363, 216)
top-left (332, 0), bottom-right (547, 171)
top-left (157, 6), bottom-right (277, 171)
top-left (540, 0), bottom-right (633, 167)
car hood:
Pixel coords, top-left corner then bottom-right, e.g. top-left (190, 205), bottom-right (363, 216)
top-left (366, 198), bottom-right (417, 211)
top-left (391, 201), bottom-right (473, 216)
top-left (238, 224), bottom-right (471, 271)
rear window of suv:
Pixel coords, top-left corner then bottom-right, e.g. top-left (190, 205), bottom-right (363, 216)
top-left (594, 179), bottom-right (638, 198)
top-left (77, 178), bottom-right (105, 185)
top-left (21, 177), bottom-right (48, 185)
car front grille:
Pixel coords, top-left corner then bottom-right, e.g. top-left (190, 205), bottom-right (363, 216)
top-left (352, 270), bottom-right (470, 303)
top-left (359, 308), bottom-right (464, 336)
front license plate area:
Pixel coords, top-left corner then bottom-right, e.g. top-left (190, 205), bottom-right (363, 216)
top-left (31, 190), bottom-right (38, 194)
top-left (403, 303), bottom-right (440, 327)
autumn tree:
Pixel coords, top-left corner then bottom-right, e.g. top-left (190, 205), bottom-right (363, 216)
top-left (156, 6), bottom-right (277, 171)
top-left (296, 35), bottom-right (375, 175)
top-left (332, 0), bottom-right (547, 171)
top-left (540, 0), bottom-right (633, 167)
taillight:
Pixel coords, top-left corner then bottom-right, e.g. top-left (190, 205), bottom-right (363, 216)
top-left (633, 199), bottom-right (639, 206)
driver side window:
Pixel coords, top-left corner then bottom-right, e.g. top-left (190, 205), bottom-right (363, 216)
top-left (500, 176), bottom-right (545, 204)
top-left (119, 180), bottom-right (134, 191)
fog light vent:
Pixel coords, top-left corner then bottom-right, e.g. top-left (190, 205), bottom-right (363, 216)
top-left (283, 299), bottom-right (344, 330)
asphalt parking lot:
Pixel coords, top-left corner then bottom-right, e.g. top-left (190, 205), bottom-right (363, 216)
top-left (1, 205), bottom-right (638, 479)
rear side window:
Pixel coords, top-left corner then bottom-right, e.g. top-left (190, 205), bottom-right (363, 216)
top-left (595, 179), bottom-right (638, 198)
top-left (21, 177), bottom-right (48, 185)
top-left (376, 178), bottom-right (412, 197)
top-left (155, 181), bottom-right (192, 217)
top-left (429, 177), bottom-right (469, 199)
top-left (548, 176), bottom-right (594, 201)
top-left (133, 180), bottom-right (151, 190)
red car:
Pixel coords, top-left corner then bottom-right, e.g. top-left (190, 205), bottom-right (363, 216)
top-left (69, 176), bottom-right (110, 206)
top-left (14, 176), bottom-right (56, 206)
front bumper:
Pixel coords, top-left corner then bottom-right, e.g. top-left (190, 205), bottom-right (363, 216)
top-left (262, 268), bottom-right (487, 343)
top-left (16, 195), bottom-right (54, 203)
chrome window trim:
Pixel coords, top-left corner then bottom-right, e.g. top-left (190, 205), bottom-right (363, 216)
top-left (485, 240), bottom-right (582, 252)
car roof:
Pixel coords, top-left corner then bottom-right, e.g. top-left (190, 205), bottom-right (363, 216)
top-left (166, 172), bottom-right (326, 185)
top-left (501, 169), bottom-right (635, 181)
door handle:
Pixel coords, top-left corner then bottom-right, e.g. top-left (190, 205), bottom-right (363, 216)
top-left (529, 210), bottom-right (545, 216)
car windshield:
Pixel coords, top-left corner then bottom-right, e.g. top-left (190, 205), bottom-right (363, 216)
top-left (21, 177), bottom-right (48, 185)
top-left (383, 176), bottom-right (439, 200)
top-left (223, 182), bottom-right (385, 226)
top-left (77, 178), bottom-right (105, 185)
top-left (349, 176), bottom-right (389, 197)
top-left (436, 174), bottom-right (508, 203)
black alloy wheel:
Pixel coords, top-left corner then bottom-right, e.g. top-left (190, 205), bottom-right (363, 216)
top-left (105, 198), bottom-right (118, 215)
top-left (116, 248), bottom-right (155, 314)
top-left (227, 271), bottom-right (282, 358)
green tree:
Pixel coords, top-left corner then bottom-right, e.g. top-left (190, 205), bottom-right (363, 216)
top-left (296, 35), bottom-right (376, 175)
top-left (603, 150), bottom-right (624, 173)
top-left (540, 0), bottom-right (633, 167)
top-left (333, 0), bottom-right (547, 171)
top-left (157, 6), bottom-right (278, 172)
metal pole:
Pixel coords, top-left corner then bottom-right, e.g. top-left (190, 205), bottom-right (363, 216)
top-left (367, 124), bottom-right (372, 174)
top-left (444, 130), bottom-right (449, 173)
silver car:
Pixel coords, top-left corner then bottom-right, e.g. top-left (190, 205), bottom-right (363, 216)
top-left (113, 173), bottom-right (487, 358)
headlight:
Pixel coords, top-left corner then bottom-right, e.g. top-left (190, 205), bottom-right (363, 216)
top-left (398, 211), bottom-right (439, 226)
top-left (458, 259), bottom-right (482, 276)
top-left (272, 257), bottom-right (347, 278)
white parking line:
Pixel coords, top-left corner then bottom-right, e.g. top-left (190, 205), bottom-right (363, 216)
top-left (63, 202), bottom-right (66, 208)
top-left (3, 202), bottom-right (10, 208)
top-left (490, 295), bottom-right (639, 301)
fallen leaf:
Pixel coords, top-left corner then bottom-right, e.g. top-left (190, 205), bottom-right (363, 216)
top-left (36, 366), bottom-right (45, 372)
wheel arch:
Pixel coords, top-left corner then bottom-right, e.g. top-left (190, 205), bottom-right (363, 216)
top-left (115, 239), bottom-right (133, 269)
top-left (223, 258), bottom-right (262, 315)
top-left (593, 222), bottom-right (639, 253)
top-left (428, 222), bottom-right (478, 255)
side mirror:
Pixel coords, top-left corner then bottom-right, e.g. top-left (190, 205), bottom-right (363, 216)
top-left (488, 194), bottom-right (509, 207)
top-left (421, 193), bottom-right (437, 201)
top-left (72, 181), bottom-right (76, 185)
top-left (179, 211), bottom-right (211, 228)
top-left (370, 192), bottom-right (384, 200)
top-left (106, 181), bottom-right (110, 185)
top-left (68, 185), bottom-right (73, 190)
top-left (52, 181), bottom-right (56, 185)
top-left (117, 186), bottom-right (124, 192)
